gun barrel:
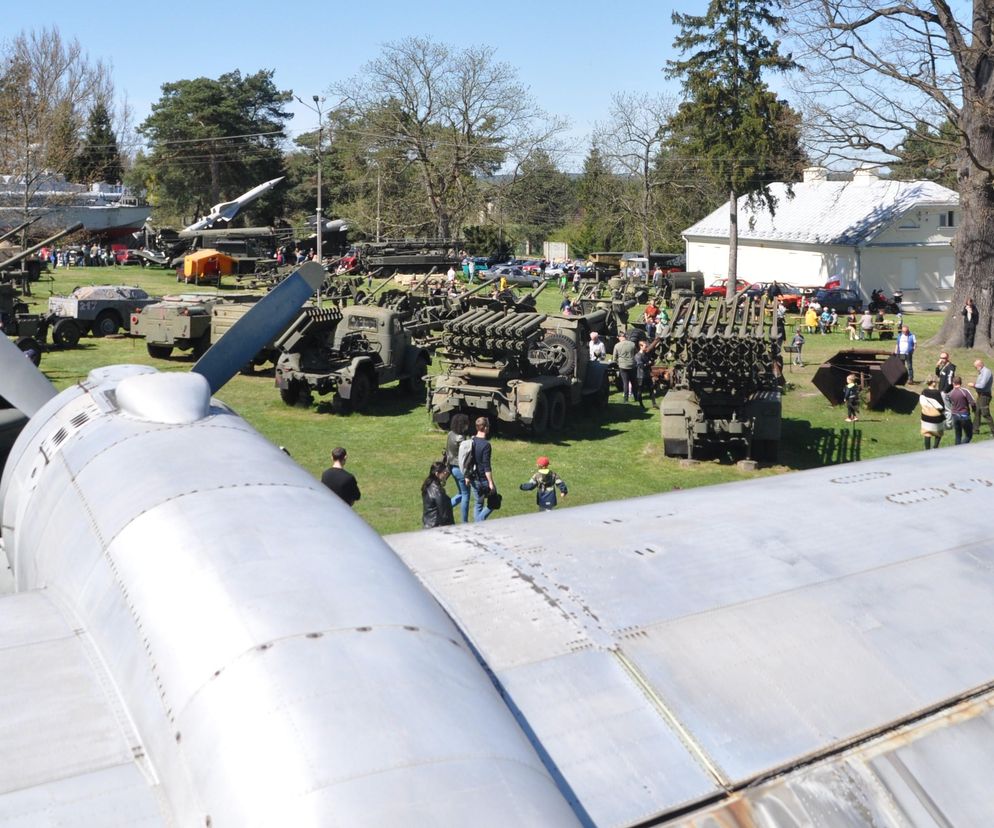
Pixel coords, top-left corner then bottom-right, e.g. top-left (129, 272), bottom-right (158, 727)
top-left (0, 222), bottom-right (84, 270)
top-left (0, 215), bottom-right (44, 245)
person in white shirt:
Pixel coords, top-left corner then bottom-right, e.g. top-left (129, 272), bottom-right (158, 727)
top-left (588, 331), bottom-right (606, 361)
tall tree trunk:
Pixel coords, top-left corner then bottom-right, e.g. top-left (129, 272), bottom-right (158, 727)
top-left (726, 186), bottom-right (738, 299)
top-left (934, 109), bottom-right (994, 350)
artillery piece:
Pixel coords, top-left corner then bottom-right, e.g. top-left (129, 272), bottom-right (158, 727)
top-left (0, 222), bottom-right (83, 286)
top-left (657, 294), bottom-right (782, 461)
top-left (429, 300), bottom-right (622, 434)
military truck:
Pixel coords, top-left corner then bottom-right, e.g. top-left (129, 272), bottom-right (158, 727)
top-left (428, 305), bottom-right (620, 433)
top-left (274, 304), bottom-right (431, 412)
top-left (0, 283), bottom-right (49, 362)
top-left (657, 294), bottom-right (782, 461)
top-left (131, 293), bottom-right (260, 359)
top-left (47, 285), bottom-right (159, 341)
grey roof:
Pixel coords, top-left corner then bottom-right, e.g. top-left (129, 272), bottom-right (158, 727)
top-left (683, 178), bottom-right (958, 246)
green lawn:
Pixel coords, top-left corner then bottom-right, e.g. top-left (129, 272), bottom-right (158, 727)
top-left (17, 266), bottom-right (982, 535)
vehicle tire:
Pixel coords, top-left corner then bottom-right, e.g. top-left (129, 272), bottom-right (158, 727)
top-left (280, 380), bottom-right (309, 407)
top-left (332, 393), bottom-right (351, 415)
top-left (594, 374), bottom-right (611, 408)
top-left (147, 343), bottom-right (174, 359)
top-left (531, 279), bottom-right (540, 288)
top-left (530, 392), bottom-right (549, 435)
top-left (751, 439), bottom-right (779, 463)
top-left (15, 337), bottom-right (42, 366)
top-left (541, 334), bottom-right (577, 377)
top-left (93, 310), bottom-right (121, 337)
top-left (402, 356), bottom-right (429, 396)
top-left (350, 370), bottom-right (374, 412)
top-left (548, 391), bottom-right (567, 431)
top-left (52, 318), bottom-right (81, 348)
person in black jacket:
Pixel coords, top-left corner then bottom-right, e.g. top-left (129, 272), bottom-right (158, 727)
top-left (320, 446), bottom-right (361, 507)
top-left (421, 461), bottom-right (454, 528)
top-left (962, 298), bottom-right (979, 348)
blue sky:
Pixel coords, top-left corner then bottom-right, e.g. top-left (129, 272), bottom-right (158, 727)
top-left (9, 1), bottom-right (697, 171)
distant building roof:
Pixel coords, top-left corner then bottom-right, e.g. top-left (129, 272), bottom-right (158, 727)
top-left (683, 169), bottom-right (959, 247)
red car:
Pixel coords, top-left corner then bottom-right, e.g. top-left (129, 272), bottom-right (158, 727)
top-left (702, 278), bottom-right (749, 297)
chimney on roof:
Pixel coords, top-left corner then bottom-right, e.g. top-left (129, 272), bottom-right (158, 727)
top-left (853, 166), bottom-right (880, 184)
top-left (803, 166), bottom-right (828, 183)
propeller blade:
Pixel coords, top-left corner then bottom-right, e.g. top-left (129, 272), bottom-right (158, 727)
top-left (192, 261), bottom-right (325, 393)
top-left (0, 334), bottom-right (57, 417)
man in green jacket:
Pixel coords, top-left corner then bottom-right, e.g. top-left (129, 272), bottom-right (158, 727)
top-left (612, 331), bottom-right (637, 401)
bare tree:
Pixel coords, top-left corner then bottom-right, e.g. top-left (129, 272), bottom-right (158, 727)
top-left (335, 37), bottom-right (559, 239)
top-left (787, 0), bottom-right (994, 347)
top-left (0, 27), bottom-right (111, 230)
top-left (594, 92), bottom-right (674, 262)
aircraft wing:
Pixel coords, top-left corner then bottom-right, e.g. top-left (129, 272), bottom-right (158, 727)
top-left (387, 443), bottom-right (994, 826)
top-left (0, 589), bottom-right (167, 825)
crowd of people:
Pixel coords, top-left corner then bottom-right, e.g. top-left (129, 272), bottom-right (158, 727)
top-left (311, 289), bottom-right (987, 525)
top-left (319, 415), bottom-right (570, 531)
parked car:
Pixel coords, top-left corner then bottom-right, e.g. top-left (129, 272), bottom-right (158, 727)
top-left (461, 256), bottom-right (491, 277)
top-left (490, 265), bottom-right (547, 288)
top-left (744, 282), bottom-right (805, 311)
top-left (813, 288), bottom-right (863, 313)
top-left (702, 277), bottom-right (749, 297)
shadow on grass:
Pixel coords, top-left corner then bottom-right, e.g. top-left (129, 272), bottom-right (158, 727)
top-left (780, 418), bottom-right (862, 469)
top-left (881, 386), bottom-right (920, 415)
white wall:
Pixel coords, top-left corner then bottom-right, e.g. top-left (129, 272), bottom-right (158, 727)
top-left (860, 245), bottom-right (955, 310)
top-left (685, 237), bottom-right (856, 289)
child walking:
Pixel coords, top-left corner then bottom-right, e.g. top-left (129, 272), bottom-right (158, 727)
top-left (843, 373), bottom-right (860, 422)
top-left (519, 456), bottom-right (568, 511)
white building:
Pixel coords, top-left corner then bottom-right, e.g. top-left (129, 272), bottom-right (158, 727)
top-left (683, 167), bottom-right (959, 309)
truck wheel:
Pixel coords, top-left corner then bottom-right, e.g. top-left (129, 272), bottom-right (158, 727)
top-left (93, 310), bottom-right (121, 337)
top-left (751, 439), bottom-right (779, 463)
top-left (402, 356), bottom-right (429, 396)
top-left (548, 391), bottom-right (567, 431)
top-left (52, 318), bottom-right (81, 348)
top-left (350, 371), bottom-right (374, 412)
top-left (541, 334), bottom-right (577, 377)
top-left (530, 393), bottom-right (549, 435)
top-left (280, 380), bottom-right (311, 407)
top-left (332, 393), bottom-right (351, 415)
top-left (594, 374), bottom-right (611, 408)
top-left (147, 344), bottom-right (174, 359)
top-left (15, 337), bottom-right (42, 366)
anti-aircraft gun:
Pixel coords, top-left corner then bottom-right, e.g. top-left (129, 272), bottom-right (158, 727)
top-left (657, 294), bottom-right (782, 461)
top-left (429, 296), bottom-right (627, 434)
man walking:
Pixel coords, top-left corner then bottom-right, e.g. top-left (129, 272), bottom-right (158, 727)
top-left (612, 330), bottom-right (637, 401)
top-left (320, 446), bottom-right (361, 507)
top-left (969, 358), bottom-right (994, 435)
top-left (470, 417), bottom-right (497, 522)
top-left (895, 325), bottom-right (917, 383)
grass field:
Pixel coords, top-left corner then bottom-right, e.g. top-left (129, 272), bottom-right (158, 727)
top-left (15, 266), bottom-right (985, 535)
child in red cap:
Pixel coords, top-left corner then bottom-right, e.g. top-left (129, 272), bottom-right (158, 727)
top-left (519, 456), bottom-right (568, 511)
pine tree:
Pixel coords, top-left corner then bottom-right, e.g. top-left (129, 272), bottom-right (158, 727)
top-left (74, 101), bottom-right (122, 183)
top-left (666, 0), bottom-right (803, 292)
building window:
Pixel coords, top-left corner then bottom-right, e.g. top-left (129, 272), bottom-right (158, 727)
top-left (939, 210), bottom-right (956, 228)
top-left (900, 257), bottom-right (919, 291)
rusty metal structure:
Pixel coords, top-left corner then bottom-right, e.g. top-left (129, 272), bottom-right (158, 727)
top-left (659, 294), bottom-right (782, 460)
top-left (813, 348), bottom-right (908, 409)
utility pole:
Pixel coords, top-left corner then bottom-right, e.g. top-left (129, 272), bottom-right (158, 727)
top-left (295, 94), bottom-right (324, 261)
top-left (376, 168), bottom-right (382, 242)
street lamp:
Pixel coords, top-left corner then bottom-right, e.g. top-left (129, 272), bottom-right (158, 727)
top-left (296, 94), bottom-right (323, 262)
